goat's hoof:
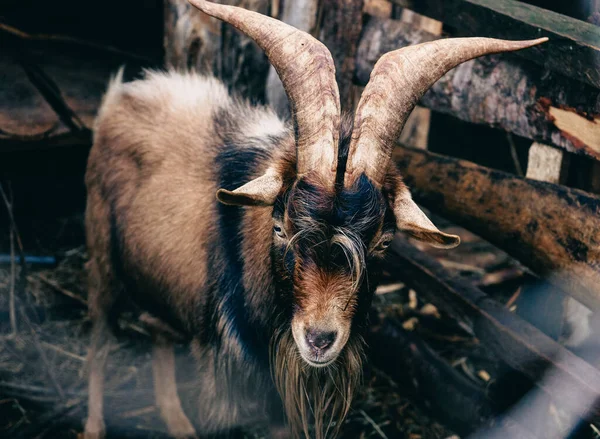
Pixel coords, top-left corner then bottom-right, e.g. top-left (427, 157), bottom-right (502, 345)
top-left (165, 414), bottom-right (197, 439)
top-left (172, 431), bottom-right (198, 439)
top-left (83, 418), bottom-right (106, 439)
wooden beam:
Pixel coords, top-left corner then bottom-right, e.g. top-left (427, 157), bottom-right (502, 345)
top-left (526, 142), bottom-right (569, 185)
top-left (385, 238), bottom-right (600, 425)
top-left (390, 0), bottom-right (600, 90)
top-left (393, 145), bottom-right (600, 311)
top-left (397, 10), bottom-right (442, 149)
top-left (356, 16), bottom-right (600, 161)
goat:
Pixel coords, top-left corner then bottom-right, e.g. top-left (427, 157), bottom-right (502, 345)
top-left (83, 1), bottom-right (547, 438)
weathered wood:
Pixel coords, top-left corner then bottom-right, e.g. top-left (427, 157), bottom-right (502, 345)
top-left (397, 9), bottom-right (442, 149)
top-left (267, 0), bottom-right (365, 115)
top-left (319, 0), bottom-right (365, 111)
top-left (356, 16), bottom-right (600, 160)
top-left (164, 0), bottom-right (271, 102)
top-left (519, 142), bottom-right (569, 349)
top-left (393, 146), bottom-right (600, 311)
top-left (0, 43), bottom-right (115, 151)
top-left (390, 0), bottom-right (600, 90)
top-left (526, 142), bottom-right (569, 185)
top-left (385, 238), bottom-right (600, 424)
top-left (363, 0), bottom-right (392, 18)
top-left (265, 0), bottom-right (320, 117)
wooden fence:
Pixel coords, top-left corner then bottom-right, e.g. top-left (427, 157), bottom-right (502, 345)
top-left (2, 0), bottom-right (600, 435)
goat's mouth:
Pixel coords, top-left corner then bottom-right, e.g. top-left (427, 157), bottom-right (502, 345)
top-left (291, 320), bottom-right (350, 368)
top-left (302, 355), bottom-right (337, 368)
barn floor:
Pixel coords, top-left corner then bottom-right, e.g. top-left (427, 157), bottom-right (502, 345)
top-left (0, 212), bottom-right (592, 439)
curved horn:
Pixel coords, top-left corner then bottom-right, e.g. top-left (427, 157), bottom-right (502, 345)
top-left (345, 37), bottom-right (548, 187)
top-left (188, 0), bottom-right (341, 179)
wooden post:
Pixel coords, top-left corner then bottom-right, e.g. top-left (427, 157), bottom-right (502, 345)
top-left (319, 0), bottom-right (365, 111)
top-left (265, 0), bottom-right (320, 117)
top-left (526, 142), bottom-right (569, 185)
top-left (519, 141), bottom-right (569, 339)
top-left (164, 0), bottom-right (271, 102)
top-left (398, 9), bottom-right (442, 149)
top-left (520, 142), bottom-right (592, 349)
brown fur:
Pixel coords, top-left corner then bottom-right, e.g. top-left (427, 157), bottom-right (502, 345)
top-left (84, 68), bottom-right (451, 439)
top-left (85, 70), bottom-right (297, 437)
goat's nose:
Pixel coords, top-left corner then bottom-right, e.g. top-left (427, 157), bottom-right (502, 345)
top-left (305, 329), bottom-right (337, 353)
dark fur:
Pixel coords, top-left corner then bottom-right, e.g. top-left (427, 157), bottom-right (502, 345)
top-left (85, 72), bottom-right (401, 438)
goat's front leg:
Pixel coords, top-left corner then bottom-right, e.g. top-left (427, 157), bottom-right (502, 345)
top-left (152, 333), bottom-right (198, 439)
top-left (84, 314), bottom-right (113, 439)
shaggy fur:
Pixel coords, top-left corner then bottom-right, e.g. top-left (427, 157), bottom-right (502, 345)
top-left (85, 70), bottom-right (401, 439)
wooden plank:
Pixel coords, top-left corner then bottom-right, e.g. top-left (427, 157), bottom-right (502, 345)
top-left (526, 142), bottom-right (569, 184)
top-left (397, 10), bottom-right (442, 149)
top-left (164, 0), bottom-right (271, 103)
top-left (386, 238), bottom-right (600, 425)
top-left (393, 145), bottom-right (600, 311)
top-left (356, 16), bottom-right (600, 161)
top-left (319, 0), bottom-right (365, 112)
top-left (391, 0), bottom-right (600, 90)
top-left (266, 0), bottom-right (320, 116)
top-left (363, 0), bottom-right (392, 18)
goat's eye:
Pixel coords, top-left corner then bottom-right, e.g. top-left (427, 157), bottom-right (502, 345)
top-left (273, 224), bottom-right (285, 238)
top-left (379, 239), bottom-right (392, 249)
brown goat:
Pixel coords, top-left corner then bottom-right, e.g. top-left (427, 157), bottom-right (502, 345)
top-left (83, 1), bottom-right (547, 438)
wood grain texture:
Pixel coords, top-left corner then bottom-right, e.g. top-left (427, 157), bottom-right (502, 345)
top-left (393, 146), bottom-right (600, 311)
top-left (357, 16), bottom-right (600, 160)
top-left (526, 142), bottom-right (568, 185)
top-left (164, 0), bottom-right (270, 102)
top-left (391, 0), bottom-right (600, 89)
top-left (265, 0), bottom-right (320, 117)
top-left (319, 0), bottom-right (365, 112)
top-left (397, 9), bottom-right (442, 149)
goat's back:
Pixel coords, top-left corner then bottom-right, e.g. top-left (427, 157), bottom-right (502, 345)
top-left (85, 70), bottom-right (287, 331)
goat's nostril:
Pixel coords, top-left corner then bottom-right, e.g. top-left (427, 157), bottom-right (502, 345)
top-left (305, 329), bottom-right (337, 352)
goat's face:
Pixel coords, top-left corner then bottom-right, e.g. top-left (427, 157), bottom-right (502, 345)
top-left (272, 173), bottom-right (395, 367)
top-left (196, 0), bottom-right (546, 373)
top-left (218, 155), bottom-right (460, 370)
top-left (218, 152), bottom-right (460, 369)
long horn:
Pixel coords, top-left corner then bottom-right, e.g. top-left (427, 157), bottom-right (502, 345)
top-left (345, 37), bottom-right (548, 187)
top-left (188, 0), bottom-right (341, 179)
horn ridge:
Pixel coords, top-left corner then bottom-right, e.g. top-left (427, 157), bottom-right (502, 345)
top-left (345, 36), bottom-right (548, 187)
top-left (188, 0), bottom-right (341, 181)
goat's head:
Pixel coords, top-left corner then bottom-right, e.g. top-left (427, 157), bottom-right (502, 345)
top-left (190, 0), bottom-right (546, 434)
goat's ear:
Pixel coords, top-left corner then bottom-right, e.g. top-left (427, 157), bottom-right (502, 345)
top-left (216, 169), bottom-right (283, 207)
top-left (393, 192), bottom-right (460, 249)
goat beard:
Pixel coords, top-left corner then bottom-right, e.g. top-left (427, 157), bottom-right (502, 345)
top-left (270, 329), bottom-right (364, 439)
